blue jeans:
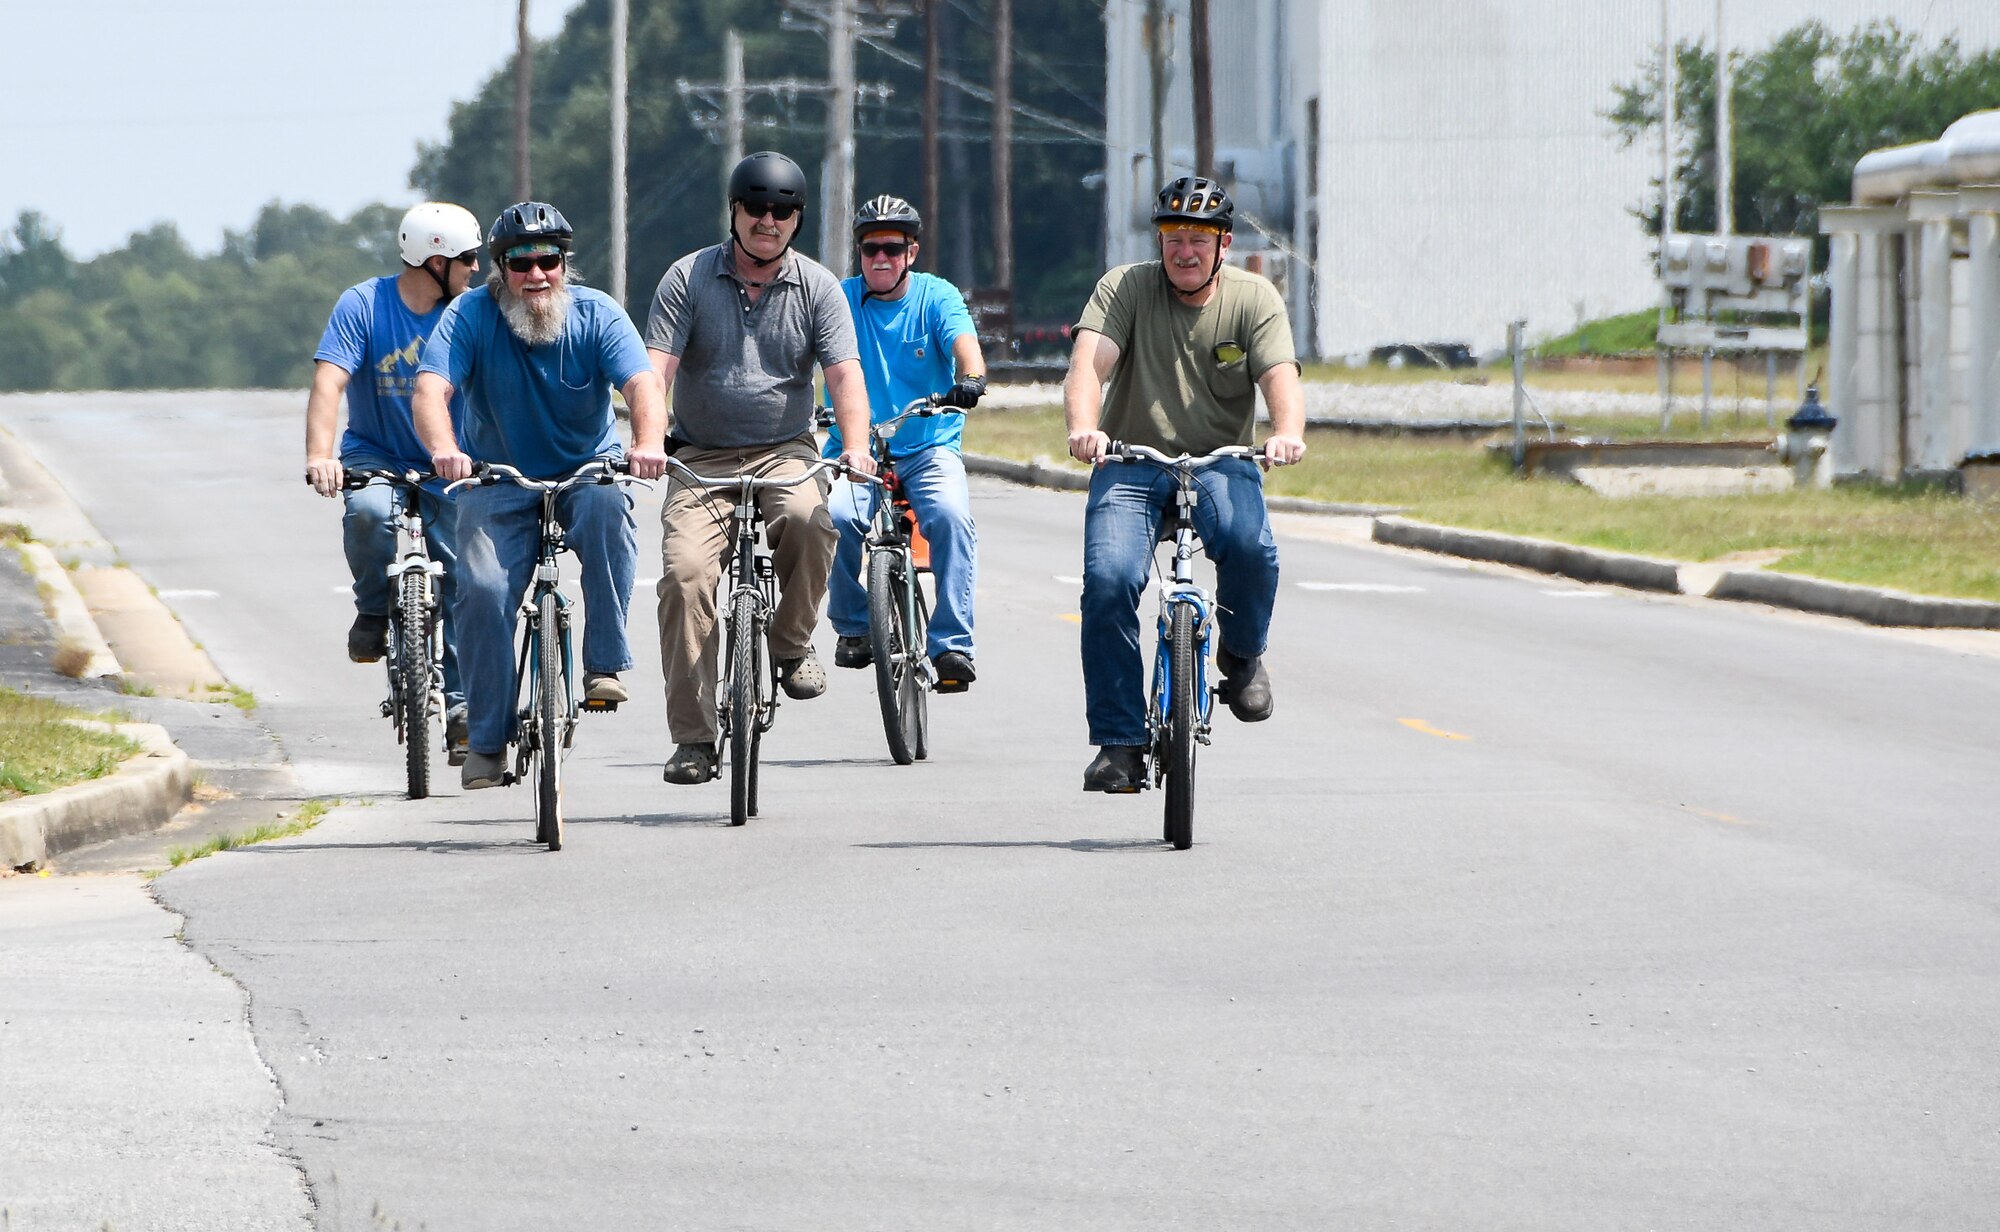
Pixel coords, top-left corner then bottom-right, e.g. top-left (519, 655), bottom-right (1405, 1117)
top-left (827, 446), bottom-right (976, 658)
top-left (341, 465), bottom-right (464, 711)
top-left (1080, 457), bottom-right (1278, 748)
top-left (453, 479), bottom-right (636, 754)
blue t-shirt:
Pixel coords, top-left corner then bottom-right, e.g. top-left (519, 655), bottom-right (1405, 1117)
top-left (315, 276), bottom-right (467, 468)
top-left (822, 272), bottom-right (975, 459)
top-left (419, 285), bottom-right (651, 479)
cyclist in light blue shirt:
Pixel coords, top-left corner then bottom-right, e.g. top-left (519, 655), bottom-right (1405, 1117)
top-left (822, 195), bottom-right (988, 691)
top-left (305, 201), bottom-right (482, 760)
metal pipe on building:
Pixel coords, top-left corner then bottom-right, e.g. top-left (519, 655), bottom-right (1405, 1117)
top-left (1967, 199), bottom-right (2000, 458)
top-left (1714, 0), bottom-right (1731, 237)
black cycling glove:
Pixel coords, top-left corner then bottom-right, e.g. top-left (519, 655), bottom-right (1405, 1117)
top-left (943, 374), bottom-right (987, 410)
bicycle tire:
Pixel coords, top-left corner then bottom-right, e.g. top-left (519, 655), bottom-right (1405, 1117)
top-left (867, 549), bottom-right (918, 765)
top-left (910, 575), bottom-right (931, 762)
top-left (728, 588), bottom-right (759, 826)
top-left (396, 571), bottom-right (433, 800)
top-left (1163, 603), bottom-right (1198, 850)
top-left (534, 591), bottom-right (564, 850)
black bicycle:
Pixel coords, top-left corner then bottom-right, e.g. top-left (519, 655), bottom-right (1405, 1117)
top-left (318, 467), bottom-right (447, 800)
top-left (662, 455), bottom-right (855, 826)
top-left (451, 459), bottom-right (647, 850)
top-left (1105, 442), bottom-right (1263, 850)
top-left (854, 395), bottom-right (967, 765)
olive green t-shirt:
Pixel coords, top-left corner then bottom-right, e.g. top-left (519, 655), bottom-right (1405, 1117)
top-left (1075, 261), bottom-right (1298, 453)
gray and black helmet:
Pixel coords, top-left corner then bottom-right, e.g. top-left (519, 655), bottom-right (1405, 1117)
top-left (853, 194), bottom-right (921, 241)
top-left (728, 152), bottom-right (809, 211)
top-left (487, 201), bottom-right (574, 259)
top-left (1152, 176), bottom-right (1234, 233)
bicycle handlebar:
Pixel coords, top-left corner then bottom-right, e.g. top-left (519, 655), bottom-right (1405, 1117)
top-left (444, 458), bottom-right (649, 496)
top-left (307, 466), bottom-right (437, 492)
top-left (1105, 442), bottom-right (1265, 466)
top-left (811, 394), bottom-right (963, 445)
top-left (661, 455), bottom-right (875, 491)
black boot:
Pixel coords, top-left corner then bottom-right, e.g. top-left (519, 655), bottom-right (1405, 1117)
top-left (1082, 745), bottom-right (1147, 793)
top-left (1215, 649), bottom-right (1274, 722)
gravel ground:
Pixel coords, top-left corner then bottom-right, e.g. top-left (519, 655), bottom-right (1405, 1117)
top-left (984, 379), bottom-right (1684, 422)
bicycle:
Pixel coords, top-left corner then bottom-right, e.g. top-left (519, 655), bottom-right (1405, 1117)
top-left (1104, 442), bottom-right (1264, 850)
top-left (314, 467), bottom-right (448, 800)
top-left (661, 454), bottom-right (858, 826)
top-left (449, 459), bottom-right (647, 850)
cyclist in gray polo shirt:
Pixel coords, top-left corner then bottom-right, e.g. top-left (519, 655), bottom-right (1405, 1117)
top-left (644, 151), bottom-right (875, 786)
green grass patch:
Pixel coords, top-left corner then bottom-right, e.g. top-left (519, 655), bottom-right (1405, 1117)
top-left (1532, 309), bottom-right (1659, 358)
top-left (0, 687), bottom-right (142, 800)
top-left (166, 798), bottom-right (338, 868)
top-left (963, 408), bottom-right (2000, 602)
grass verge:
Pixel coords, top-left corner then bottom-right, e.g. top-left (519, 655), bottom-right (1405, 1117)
top-left (0, 687), bottom-right (144, 800)
top-left (166, 797), bottom-right (337, 868)
top-left (963, 407), bottom-right (2000, 603)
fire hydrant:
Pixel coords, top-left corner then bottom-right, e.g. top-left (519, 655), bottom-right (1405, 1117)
top-left (1774, 385), bottom-right (1837, 488)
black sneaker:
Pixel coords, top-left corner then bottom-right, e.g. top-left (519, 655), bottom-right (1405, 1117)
top-left (833, 635), bottom-right (873, 669)
top-left (347, 613), bottom-right (389, 663)
top-left (1216, 649), bottom-right (1274, 722)
top-left (932, 650), bottom-right (975, 693)
top-left (1082, 745), bottom-right (1147, 793)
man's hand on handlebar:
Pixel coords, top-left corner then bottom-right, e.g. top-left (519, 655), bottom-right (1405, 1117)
top-left (627, 447), bottom-right (669, 481)
top-left (1068, 429), bottom-right (1111, 465)
top-left (838, 447), bottom-right (878, 479)
top-left (1261, 434), bottom-right (1307, 469)
top-left (942, 374), bottom-right (986, 410)
top-left (431, 449), bottom-right (475, 482)
top-left (306, 457), bottom-right (344, 498)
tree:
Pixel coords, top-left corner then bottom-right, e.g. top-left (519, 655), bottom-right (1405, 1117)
top-left (1609, 20), bottom-right (2000, 240)
top-left (0, 212), bottom-right (75, 301)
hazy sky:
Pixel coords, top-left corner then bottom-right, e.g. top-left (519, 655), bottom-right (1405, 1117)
top-left (9, 0), bottom-right (581, 257)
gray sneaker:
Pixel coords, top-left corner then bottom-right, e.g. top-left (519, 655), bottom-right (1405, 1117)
top-left (461, 749), bottom-right (508, 790)
top-left (777, 648), bottom-right (827, 700)
top-left (662, 742), bottom-right (718, 785)
top-left (583, 671), bottom-right (628, 704)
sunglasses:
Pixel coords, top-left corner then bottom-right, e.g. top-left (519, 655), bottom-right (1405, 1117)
top-left (859, 240), bottom-right (910, 259)
top-left (505, 253), bottom-right (565, 274)
top-left (739, 202), bottom-right (798, 222)
top-left (452, 251), bottom-right (480, 266)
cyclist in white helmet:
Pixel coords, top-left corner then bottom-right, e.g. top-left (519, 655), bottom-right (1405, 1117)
top-left (306, 201), bottom-right (483, 762)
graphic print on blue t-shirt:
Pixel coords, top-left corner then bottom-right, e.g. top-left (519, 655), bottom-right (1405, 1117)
top-left (823, 272), bottom-right (975, 459)
top-left (418, 285), bottom-right (652, 479)
top-left (314, 276), bottom-right (465, 469)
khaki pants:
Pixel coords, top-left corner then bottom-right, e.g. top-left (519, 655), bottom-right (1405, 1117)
top-left (657, 436), bottom-right (835, 744)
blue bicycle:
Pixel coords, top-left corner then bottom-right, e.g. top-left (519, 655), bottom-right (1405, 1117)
top-left (1106, 442), bottom-right (1262, 850)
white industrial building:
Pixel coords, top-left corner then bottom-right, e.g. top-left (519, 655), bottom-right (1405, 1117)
top-left (1101, 0), bottom-right (2000, 360)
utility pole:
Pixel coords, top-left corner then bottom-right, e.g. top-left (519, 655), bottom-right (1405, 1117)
top-left (722, 30), bottom-right (745, 232)
top-left (991, 0), bottom-right (1013, 293)
top-left (609, 0), bottom-right (628, 305)
top-left (824, 0), bottom-right (857, 276)
top-left (1146, 0), bottom-right (1169, 186)
top-left (1190, 0), bottom-right (1214, 177)
top-left (1715, 0), bottom-right (1732, 236)
top-left (922, 0), bottom-right (941, 263)
top-left (1657, 0), bottom-right (1676, 429)
top-left (513, 0), bottom-right (533, 200)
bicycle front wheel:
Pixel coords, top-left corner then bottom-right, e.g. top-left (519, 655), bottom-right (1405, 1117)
top-left (727, 589), bottom-right (759, 826)
top-left (1163, 603), bottom-right (1198, 851)
top-left (395, 571), bottom-right (433, 800)
top-left (533, 591), bottom-right (564, 850)
top-left (868, 549), bottom-right (921, 765)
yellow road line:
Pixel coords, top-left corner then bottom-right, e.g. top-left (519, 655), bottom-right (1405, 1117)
top-left (1058, 612), bottom-right (1081, 624)
top-left (1399, 717), bottom-right (1470, 741)
top-left (1678, 804), bottom-right (1753, 826)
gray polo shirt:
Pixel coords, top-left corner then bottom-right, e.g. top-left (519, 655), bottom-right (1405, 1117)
top-left (645, 242), bottom-right (859, 448)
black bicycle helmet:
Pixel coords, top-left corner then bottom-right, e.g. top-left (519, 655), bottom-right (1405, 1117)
top-left (853, 194), bottom-right (921, 241)
top-left (1152, 176), bottom-right (1234, 233)
top-left (487, 201), bottom-right (574, 259)
top-left (728, 152), bottom-right (808, 211)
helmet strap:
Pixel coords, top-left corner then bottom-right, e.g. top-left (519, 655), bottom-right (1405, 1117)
top-left (1159, 237), bottom-right (1225, 301)
top-left (423, 255), bottom-right (457, 304)
top-left (730, 208), bottom-right (791, 285)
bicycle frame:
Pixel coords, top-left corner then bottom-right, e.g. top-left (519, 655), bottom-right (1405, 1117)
top-left (511, 483), bottom-right (580, 773)
top-left (862, 396), bottom-right (962, 694)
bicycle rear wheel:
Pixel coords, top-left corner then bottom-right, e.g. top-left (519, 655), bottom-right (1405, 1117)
top-left (1163, 603), bottom-right (1198, 850)
top-left (910, 577), bottom-right (931, 762)
top-left (533, 591), bottom-right (564, 850)
top-left (395, 572), bottom-right (433, 800)
top-left (868, 549), bottom-right (921, 765)
top-left (728, 589), bottom-right (759, 826)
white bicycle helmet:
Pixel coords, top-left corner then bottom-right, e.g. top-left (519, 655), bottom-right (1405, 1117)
top-left (398, 202), bottom-right (483, 267)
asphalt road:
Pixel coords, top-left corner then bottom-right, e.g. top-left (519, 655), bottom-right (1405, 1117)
top-left (5, 391), bottom-right (1999, 1229)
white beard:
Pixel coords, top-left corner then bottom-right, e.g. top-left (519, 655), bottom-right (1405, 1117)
top-left (491, 270), bottom-right (572, 346)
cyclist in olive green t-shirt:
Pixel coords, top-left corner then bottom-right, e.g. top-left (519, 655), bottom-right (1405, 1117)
top-left (1062, 176), bottom-right (1307, 794)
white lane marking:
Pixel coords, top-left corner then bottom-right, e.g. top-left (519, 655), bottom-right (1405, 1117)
top-left (329, 586), bottom-right (351, 594)
top-left (1054, 575), bottom-right (1083, 586)
top-left (637, 577), bottom-right (661, 588)
top-left (1297, 582), bottom-right (1423, 593)
top-left (158, 589), bottom-right (221, 599)
top-left (1540, 589), bottom-right (1608, 599)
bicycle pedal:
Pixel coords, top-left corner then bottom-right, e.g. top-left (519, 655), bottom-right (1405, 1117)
top-left (580, 699), bottom-right (619, 712)
top-left (933, 679), bottom-right (969, 694)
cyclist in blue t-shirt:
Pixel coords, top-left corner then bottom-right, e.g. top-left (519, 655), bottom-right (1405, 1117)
top-left (822, 196), bottom-right (988, 690)
top-left (306, 201), bottom-right (482, 759)
top-left (413, 202), bottom-right (669, 791)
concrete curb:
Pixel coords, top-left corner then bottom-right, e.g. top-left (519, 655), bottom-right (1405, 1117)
top-left (960, 452), bottom-right (1398, 516)
top-left (1372, 516), bottom-right (1684, 594)
top-left (16, 541), bottom-right (122, 679)
top-left (1708, 569), bottom-right (2000, 629)
top-left (0, 722), bottom-right (193, 870)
